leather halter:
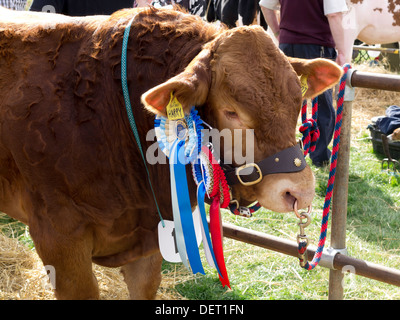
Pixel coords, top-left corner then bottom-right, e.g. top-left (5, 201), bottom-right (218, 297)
top-left (220, 143), bottom-right (307, 187)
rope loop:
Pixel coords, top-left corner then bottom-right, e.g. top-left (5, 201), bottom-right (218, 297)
top-left (299, 119), bottom-right (320, 156)
top-left (298, 64), bottom-right (352, 270)
top-left (300, 98), bottom-right (320, 157)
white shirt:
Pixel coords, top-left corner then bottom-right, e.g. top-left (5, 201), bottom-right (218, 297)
top-left (259, 0), bottom-right (348, 15)
top-left (324, 0), bottom-right (348, 15)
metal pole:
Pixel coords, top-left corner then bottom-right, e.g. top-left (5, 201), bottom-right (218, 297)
top-left (350, 70), bottom-right (400, 92)
top-left (327, 73), bottom-right (356, 299)
top-left (353, 45), bottom-right (400, 54)
top-left (328, 99), bottom-right (353, 299)
top-left (221, 222), bottom-right (400, 287)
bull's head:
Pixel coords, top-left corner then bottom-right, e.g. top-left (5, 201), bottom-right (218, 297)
top-left (142, 26), bottom-right (342, 213)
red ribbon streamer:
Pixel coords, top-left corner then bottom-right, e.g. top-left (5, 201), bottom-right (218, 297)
top-left (210, 196), bottom-right (231, 289)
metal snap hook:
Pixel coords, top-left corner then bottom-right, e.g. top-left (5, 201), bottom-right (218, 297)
top-left (298, 211), bottom-right (311, 229)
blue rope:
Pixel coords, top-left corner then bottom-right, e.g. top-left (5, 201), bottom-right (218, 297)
top-left (121, 17), bottom-right (165, 227)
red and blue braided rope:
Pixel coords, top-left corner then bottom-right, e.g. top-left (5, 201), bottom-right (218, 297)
top-left (299, 64), bottom-right (351, 270)
top-left (300, 97), bottom-right (320, 156)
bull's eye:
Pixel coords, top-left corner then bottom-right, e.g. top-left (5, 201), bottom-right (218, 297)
top-left (224, 110), bottom-right (239, 120)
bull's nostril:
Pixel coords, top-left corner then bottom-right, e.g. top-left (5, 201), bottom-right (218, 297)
top-left (284, 191), bottom-right (297, 208)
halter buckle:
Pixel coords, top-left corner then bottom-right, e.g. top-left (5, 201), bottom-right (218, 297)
top-left (235, 163), bottom-right (263, 186)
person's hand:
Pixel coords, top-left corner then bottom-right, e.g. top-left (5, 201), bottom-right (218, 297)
top-left (336, 51), bottom-right (346, 67)
top-left (274, 31), bottom-right (280, 43)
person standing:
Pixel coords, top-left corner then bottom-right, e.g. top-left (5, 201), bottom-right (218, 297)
top-left (30, 0), bottom-right (135, 15)
top-left (260, 0), bottom-right (347, 167)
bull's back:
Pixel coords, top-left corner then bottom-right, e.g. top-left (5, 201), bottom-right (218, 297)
top-left (0, 9), bottom-right (111, 221)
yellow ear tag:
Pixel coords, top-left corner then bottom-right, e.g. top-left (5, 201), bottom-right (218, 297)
top-left (300, 74), bottom-right (309, 97)
top-left (166, 93), bottom-right (185, 120)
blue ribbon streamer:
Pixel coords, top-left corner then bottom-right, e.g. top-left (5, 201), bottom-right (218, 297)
top-left (170, 140), bottom-right (189, 269)
top-left (197, 181), bottom-right (223, 278)
top-left (173, 140), bottom-right (205, 275)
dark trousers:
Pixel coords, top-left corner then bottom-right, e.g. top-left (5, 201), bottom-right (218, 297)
top-left (279, 43), bottom-right (337, 165)
top-left (210, 0), bottom-right (238, 28)
top-left (208, 0), bottom-right (268, 30)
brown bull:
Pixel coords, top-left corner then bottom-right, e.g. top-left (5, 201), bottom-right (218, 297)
top-left (0, 6), bottom-right (342, 299)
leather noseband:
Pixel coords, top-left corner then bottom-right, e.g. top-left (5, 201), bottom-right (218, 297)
top-left (220, 143), bottom-right (307, 186)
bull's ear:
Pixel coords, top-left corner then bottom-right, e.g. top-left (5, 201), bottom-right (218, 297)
top-left (141, 49), bottom-right (212, 117)
top-left (288, 57), bottom-right (343, 99)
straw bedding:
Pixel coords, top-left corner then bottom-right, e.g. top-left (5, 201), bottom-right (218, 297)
top-left (0, 230), bottom-right (193, 299)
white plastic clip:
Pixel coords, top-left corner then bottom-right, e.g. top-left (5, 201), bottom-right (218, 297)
top-left (344, 68), bottom-right (355, 102)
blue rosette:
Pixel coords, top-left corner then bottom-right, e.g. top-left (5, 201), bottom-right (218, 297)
top-left (154, 107), bottom-right (207, 275)
top-left (154, 107), bottom-right (203, 163)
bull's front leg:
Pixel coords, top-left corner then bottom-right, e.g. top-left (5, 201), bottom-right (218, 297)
top-left (120, 251), bottom-right (163, 300)
top-left (29, 218), bottom-right (99, 300)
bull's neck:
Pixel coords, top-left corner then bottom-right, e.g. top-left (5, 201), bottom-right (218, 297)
top-left (97, 10), bottom-right (222, 219)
